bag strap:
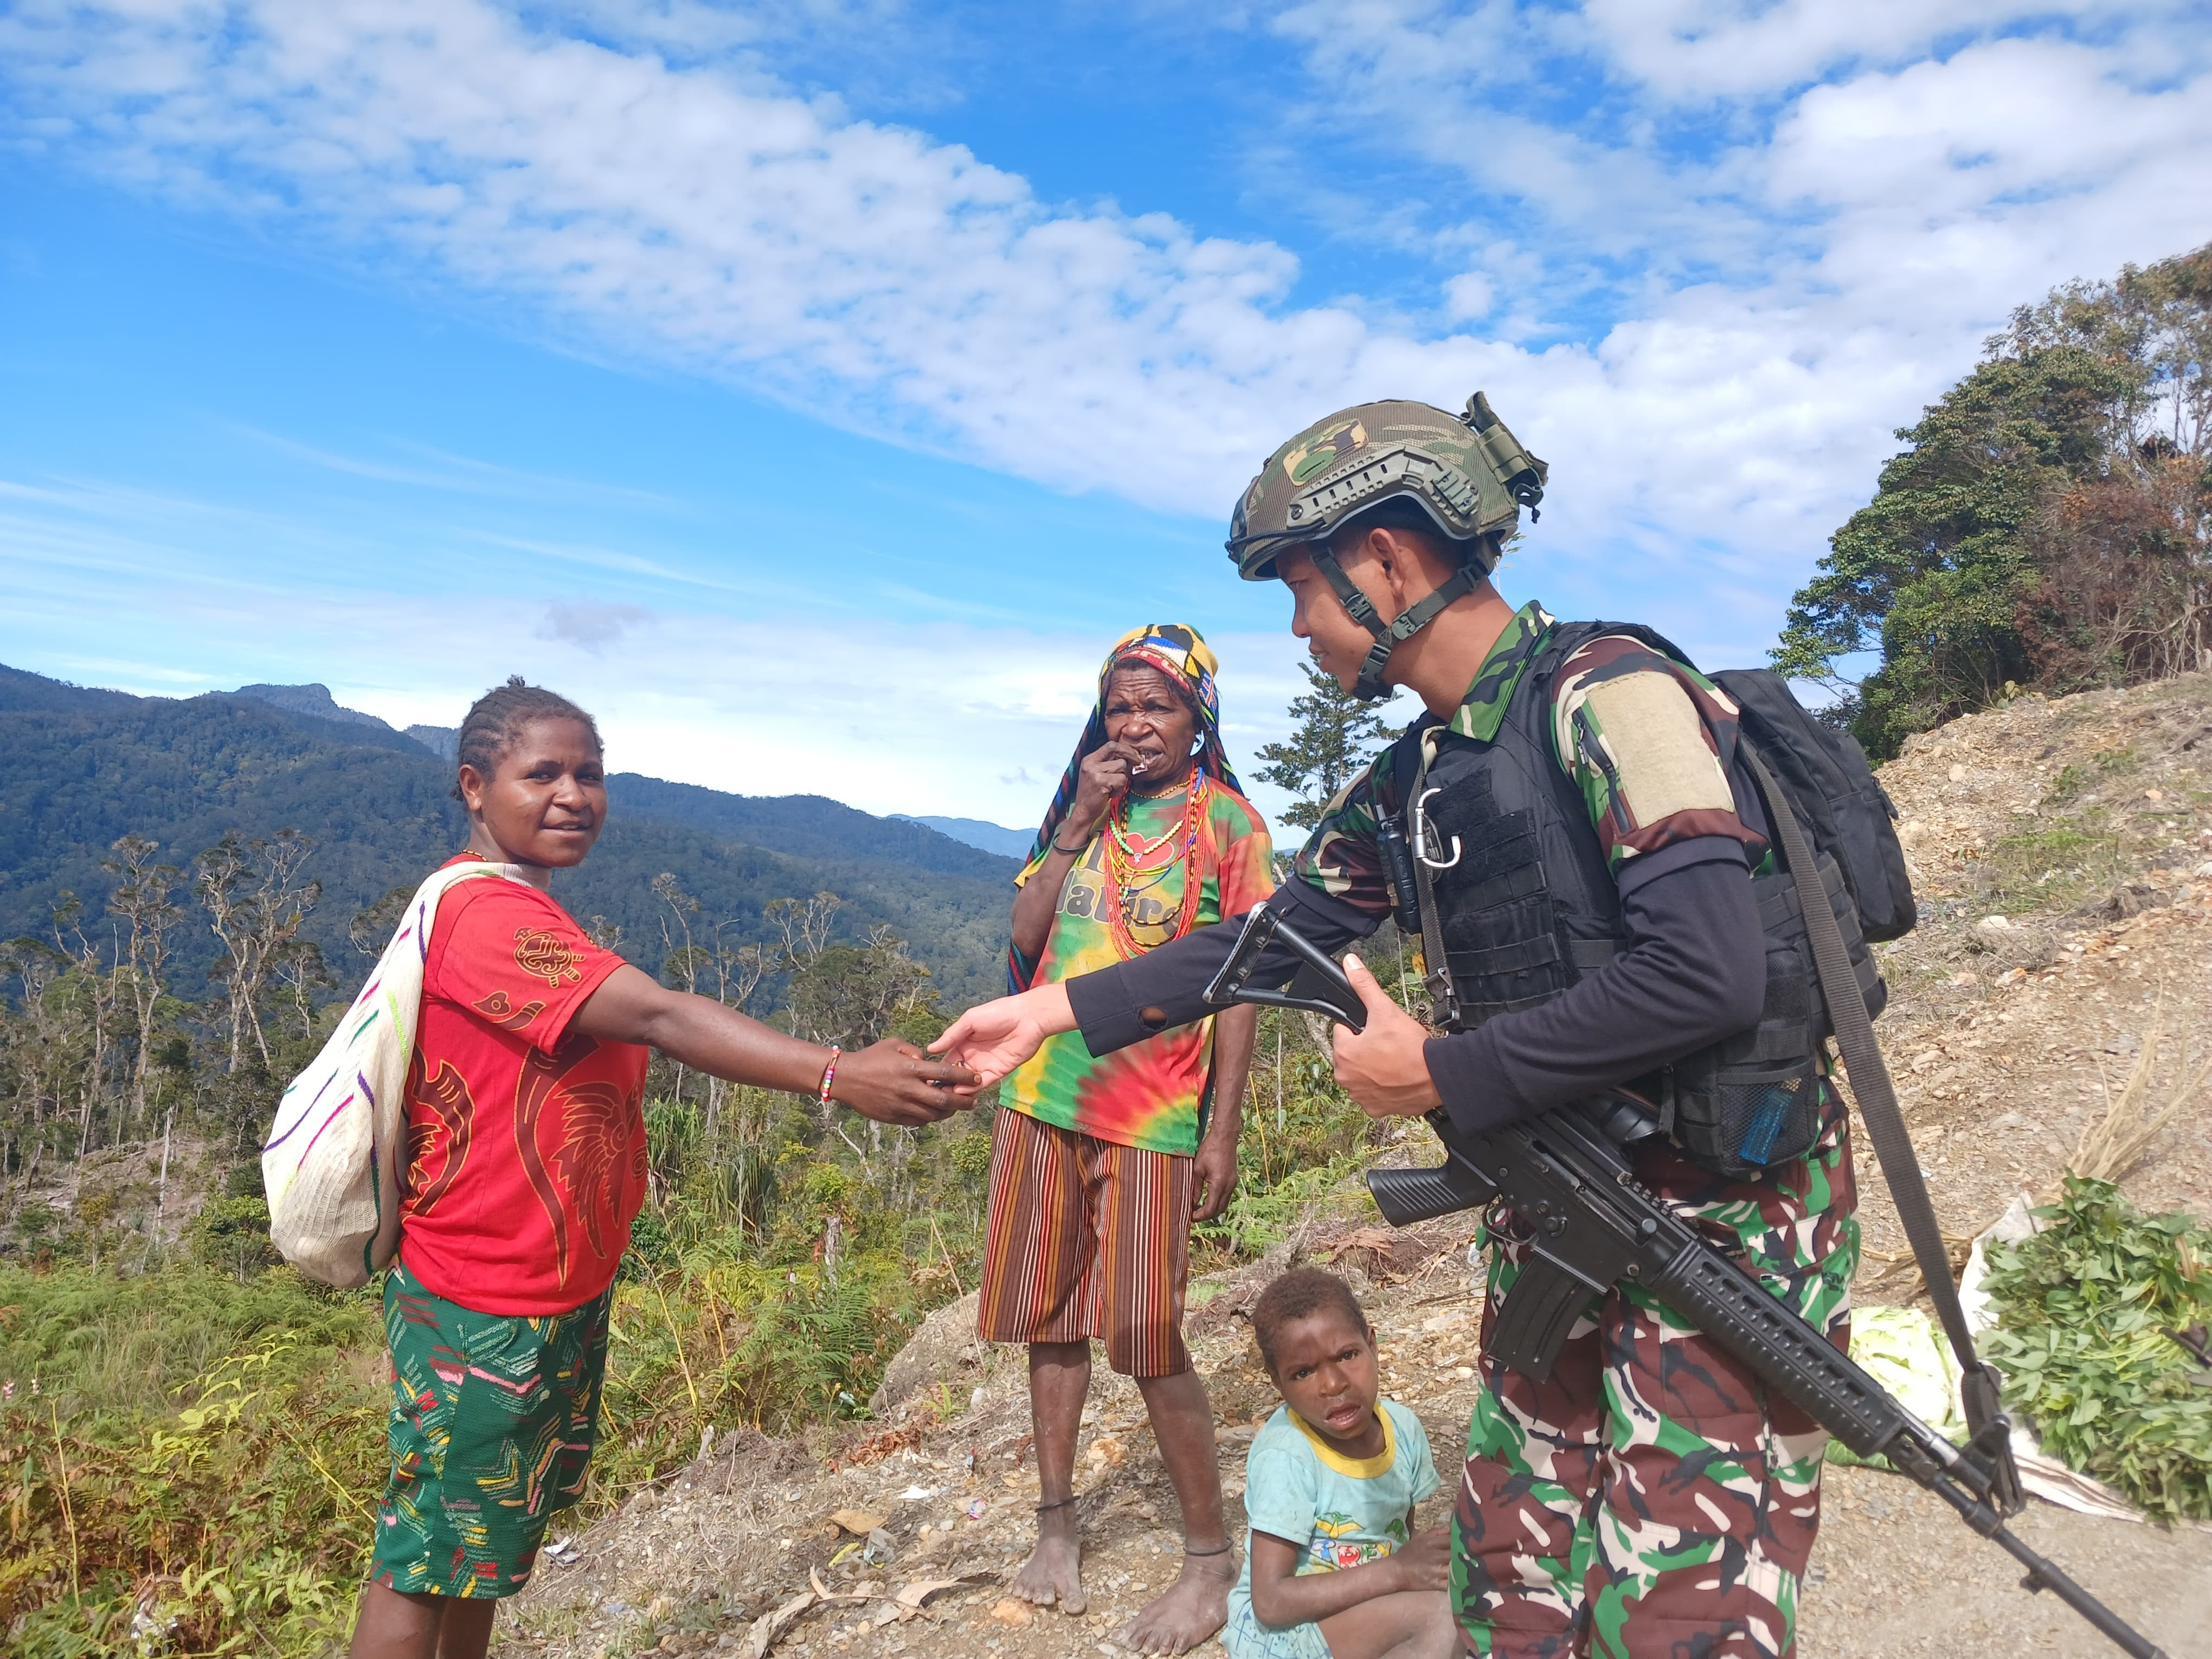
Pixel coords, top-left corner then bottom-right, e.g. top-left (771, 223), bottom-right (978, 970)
top-left (1739, 748), bottom-right (2021, 1503)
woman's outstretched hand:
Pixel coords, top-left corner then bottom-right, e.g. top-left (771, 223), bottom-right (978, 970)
top-left (1331, 954), bottom-right (1442, 1118)
top-left (833, 1039), bottom-right (981, 1126)
top-left (930, 983), bottom-right (1077, 1086)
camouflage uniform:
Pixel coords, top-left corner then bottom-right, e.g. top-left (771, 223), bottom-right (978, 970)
top-left (1456, 1123), bottom-right (1856, 1658)
top-left (1290, 602), bottom-right (1859, 1658)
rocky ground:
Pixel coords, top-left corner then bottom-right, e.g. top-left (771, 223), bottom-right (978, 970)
top-left (498, 672), bottom-right (2212, 1659)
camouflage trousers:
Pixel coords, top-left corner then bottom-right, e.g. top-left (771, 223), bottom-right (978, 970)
top-left (1452, 1109), bottom-right (1859, 1659)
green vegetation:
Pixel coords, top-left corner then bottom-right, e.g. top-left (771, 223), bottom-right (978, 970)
top-left (1978, 822), bottom-right (2126, 911)
top-left (2041, 747), bottom-right (2141, 806)
top-left (0, 1264), bottom-right (385, 1654)
top-left (1773, 242), bottom-right (2211, 758)
top-left (1982, 1176), bottom-right (2212, 1523)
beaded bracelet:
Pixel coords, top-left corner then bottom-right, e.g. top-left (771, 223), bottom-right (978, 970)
top-left (817, 1046), bottom-right (841, 1106)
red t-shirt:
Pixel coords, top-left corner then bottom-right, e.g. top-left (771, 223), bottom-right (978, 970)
top-left (396, 856), bottom-right (648, 1315)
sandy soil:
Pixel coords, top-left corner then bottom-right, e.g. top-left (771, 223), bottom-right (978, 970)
top-left (500, 673), bottom-right (2212, 1659)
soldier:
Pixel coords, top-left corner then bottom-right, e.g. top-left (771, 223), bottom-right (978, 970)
top-left (937, 396), bottom-right (1860, 1659)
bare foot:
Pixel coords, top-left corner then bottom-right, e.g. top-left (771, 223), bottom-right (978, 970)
top-left (1009, 1505), bottom-right (1086, 1615)
top-left (1121, 1546), bottom-right (1234, 1655)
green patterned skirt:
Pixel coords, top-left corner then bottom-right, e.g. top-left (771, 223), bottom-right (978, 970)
top-left (369, 1259), bottom-right (613, 1599)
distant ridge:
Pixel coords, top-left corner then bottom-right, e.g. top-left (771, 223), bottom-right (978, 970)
top-left (2, 667), bottom-right (1017, 1005)
top-left (222, 686), bottom-right (998, 873)
top-left (892, 814), bottom-right (1036, 859)
top-left (406, 724), bottom-right (459, 764)
top-left (230, 682), bottom-right (398, 734)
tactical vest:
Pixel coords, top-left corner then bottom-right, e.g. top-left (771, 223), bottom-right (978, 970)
top-left (1397, 621), bottom-right (1886, 1178)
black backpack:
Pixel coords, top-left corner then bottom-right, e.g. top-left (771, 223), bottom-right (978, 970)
top-left (1713, 668), bottom-right (1917, 944)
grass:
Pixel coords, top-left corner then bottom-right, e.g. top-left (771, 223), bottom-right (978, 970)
top-left (0, 1251), bottom-right (934, 1655)
top-left (2041, 746), bottom-right (2140, 806)
top-left (0, 1264), bottom-right (385, 1655)
top-left (1979, 820), bottom-right (2127, 911)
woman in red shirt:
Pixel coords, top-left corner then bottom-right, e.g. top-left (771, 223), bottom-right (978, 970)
top-left (351, 678), bottom-right (973, 1659)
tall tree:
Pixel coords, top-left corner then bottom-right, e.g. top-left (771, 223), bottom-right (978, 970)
top-left (785, 924), bottom-right (934, 1056)
top-left (48, 894), bottom-right (119, 1154)
top-left (0, 936), bottom-right (79, 1179)
top-left (194, 828), bottom-right (320, 1074)
top-left (1252, 663), bottom-right (1397, 829)
top-left (1776, 241), bottom-right (2209, 757)
top-left (104, 834), bottom-right (182, 1132)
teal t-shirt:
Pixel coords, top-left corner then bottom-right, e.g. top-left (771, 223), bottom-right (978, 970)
top-left (1229, 1399), bottom-right (1441, 1632)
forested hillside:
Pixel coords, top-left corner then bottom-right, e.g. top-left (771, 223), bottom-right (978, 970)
top-left (1776, 241), bottom-right (2209, 756)
top-left (0, 665), bottom-right (1017, 1007)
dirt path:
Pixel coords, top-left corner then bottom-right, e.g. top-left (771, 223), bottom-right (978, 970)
top-left (500, 673), bottom-right (2212, 1659)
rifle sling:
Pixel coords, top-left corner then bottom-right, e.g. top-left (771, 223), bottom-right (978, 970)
top-left (1739, 748), bottom-right (2012, 1456)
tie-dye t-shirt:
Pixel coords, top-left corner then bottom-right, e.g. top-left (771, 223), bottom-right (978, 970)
top-left (1004, 780), bottom-right (1274, 1155)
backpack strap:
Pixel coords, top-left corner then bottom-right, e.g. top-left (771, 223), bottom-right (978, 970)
top-left (1739, 747), bottom-right (2024, 1513)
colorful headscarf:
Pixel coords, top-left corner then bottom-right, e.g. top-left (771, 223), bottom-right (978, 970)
top-left (1016, 622), bottom-right (1246, 886)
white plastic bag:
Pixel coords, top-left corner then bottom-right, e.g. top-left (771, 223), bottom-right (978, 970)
top-left (261, 860), bottom-right (528, 1286)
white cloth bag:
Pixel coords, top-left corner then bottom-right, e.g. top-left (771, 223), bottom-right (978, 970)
top-left (262, 860), bottom-right (530, 1287)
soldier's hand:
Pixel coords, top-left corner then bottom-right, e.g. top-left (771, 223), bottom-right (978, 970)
top-left (931, 983), bottom-right (1077, 1086)
top-left (1331, 954), bottom-right (1442, 1118)
top-left (1392, 1526), bottom-right (1452, 1592)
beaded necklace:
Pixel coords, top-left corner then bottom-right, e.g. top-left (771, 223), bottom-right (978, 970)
top-left (1100, 767), bottom-right (1213, 960)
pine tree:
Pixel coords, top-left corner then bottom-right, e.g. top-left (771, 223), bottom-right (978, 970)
top-left (1253, 662), bottom-right (1397, 829)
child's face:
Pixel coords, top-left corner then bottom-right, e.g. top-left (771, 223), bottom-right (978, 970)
top-left (1268, 1309), bottom-right (1380, 1446)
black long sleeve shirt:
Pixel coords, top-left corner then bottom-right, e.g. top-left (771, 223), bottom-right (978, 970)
top-left (1064, 834), bottom-right (1766, 1141)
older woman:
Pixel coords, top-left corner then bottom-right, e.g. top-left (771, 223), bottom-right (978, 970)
top-left (984, 623), bottom-right (1274, 1655)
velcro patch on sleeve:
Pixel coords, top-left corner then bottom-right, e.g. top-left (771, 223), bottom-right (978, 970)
top-left (1578, 671), bottom-right (1732, 830)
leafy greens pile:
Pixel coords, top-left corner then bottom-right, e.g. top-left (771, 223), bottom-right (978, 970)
top-left (1982, 1176), bottom-right (2212, 1522)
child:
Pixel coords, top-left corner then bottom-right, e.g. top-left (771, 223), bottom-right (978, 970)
top-left (1227, 1268), bottom-right (1455, 1659)
top-left (349, 678), bottom-right (974, 1659)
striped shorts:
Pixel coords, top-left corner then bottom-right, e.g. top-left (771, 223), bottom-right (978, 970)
top-left (976, 1108), bottom-right (1193, 1377)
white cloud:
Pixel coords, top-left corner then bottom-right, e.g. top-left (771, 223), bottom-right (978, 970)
top-left (1264, 4), bottom-right (2212, 588)
top-left (1443, 272), bottom-right (1495, 321)
top-left (3, 0), bottom-right (2207, 680)
top-left (537, 600), bottom-right (653, 652)
top-left (0, 472), bottom-right (1321, 827)
top-left (1578, 0), bottom-right (2189, 100)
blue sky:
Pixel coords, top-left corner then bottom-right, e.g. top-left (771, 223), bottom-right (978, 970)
top-left (3, 1), bottom-right (2208, 831)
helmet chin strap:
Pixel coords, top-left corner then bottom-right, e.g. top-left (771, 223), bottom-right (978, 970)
top-left (1307, 545), bottom-right (1480, 701)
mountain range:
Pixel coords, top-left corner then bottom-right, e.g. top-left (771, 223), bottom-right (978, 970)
top-left (890, 814), bottom-right (1037, 859)
top-left (0, 665), bottom-right (1022, 1007)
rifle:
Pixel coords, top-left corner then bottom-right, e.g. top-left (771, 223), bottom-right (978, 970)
top-left (1201, 904), bottom-right (2169, 1659)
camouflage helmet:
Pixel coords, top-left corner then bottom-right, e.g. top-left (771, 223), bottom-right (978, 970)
top-left (1225, 392), bottom-right (1547, 583)
top-left (1225, 392), bottom-right (1548, 700)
